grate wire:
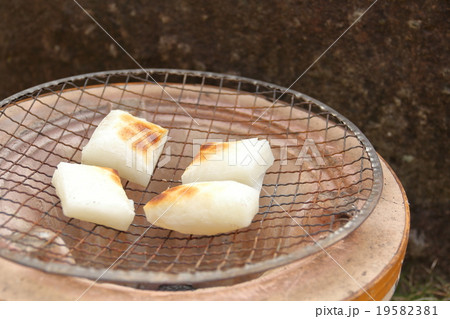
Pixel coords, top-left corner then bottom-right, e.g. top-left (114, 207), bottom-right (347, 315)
top-left (0, 69), bottom-right (382, 284)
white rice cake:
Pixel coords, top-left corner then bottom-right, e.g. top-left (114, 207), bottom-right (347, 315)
top-left (81, 110), bottom-right (168, 187)
top-left (181, 138), bottom-right (274, 190)
top-left (52, 162), bottom-right (135, 231)
top-left (144, 181), bottom-right (260, 235)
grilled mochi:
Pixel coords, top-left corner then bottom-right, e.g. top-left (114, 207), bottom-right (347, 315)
top-left (181, 138), bottom-right (274, 190)
top-left (81, 110), bottom-right (168, 187)
top-left (52, 162), bottom-right (135, 231)
top-left (144, 181), bottom-right (260, 235)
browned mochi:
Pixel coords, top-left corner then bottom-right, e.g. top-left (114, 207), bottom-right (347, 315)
top-left (144, 181), bottom-right (260, 236)
top-left (148, 184), bottom-right (200, 205)
top-left (192, 142), bottom-right (229, 164)
top-left (182, 138), bottom-right (274, 190)
top-left (81, 110), bottom-right (169, 186)
top-left (101, 167), bottom-right (122, 186)
top-left (52, 162), bottom-right (135, 231)
top-left (117, 112), bottom-right (166, 154)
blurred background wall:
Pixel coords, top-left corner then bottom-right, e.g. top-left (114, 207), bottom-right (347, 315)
top-left (0, 0), bottom-right (448, 298)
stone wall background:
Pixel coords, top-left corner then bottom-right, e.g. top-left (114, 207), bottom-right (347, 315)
top-left (0, 0), bottom-right (448, 288)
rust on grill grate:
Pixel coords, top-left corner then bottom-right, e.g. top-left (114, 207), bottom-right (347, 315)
top-left (0, 69), bottom-right (382, 284)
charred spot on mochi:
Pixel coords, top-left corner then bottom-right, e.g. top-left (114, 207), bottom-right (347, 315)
top-left (145, 184), bottom-right (199, 206)
top-left (118, 113), bottom-right (167, 154)
top-left (100, 167), bottom-right (118, 174)
top-left (193, 142), bottom-right (228, 163)
top-left (98, 167), bottom-right (122, 186)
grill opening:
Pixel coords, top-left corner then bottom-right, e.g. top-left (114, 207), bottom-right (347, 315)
top-left (0, 69), bottom-right (382, 285)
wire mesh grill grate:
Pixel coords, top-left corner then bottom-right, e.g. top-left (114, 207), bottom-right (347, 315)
top-left (0, 69), bottom-right (382, 284)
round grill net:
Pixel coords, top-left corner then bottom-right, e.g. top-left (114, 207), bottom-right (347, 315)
top-left (0, 69), bottom-right (382, 284)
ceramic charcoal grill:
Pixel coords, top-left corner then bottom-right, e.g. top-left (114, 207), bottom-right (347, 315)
top-left (0, 69), bottom-right (383, 286)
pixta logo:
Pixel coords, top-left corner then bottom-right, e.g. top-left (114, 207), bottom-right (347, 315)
top-left (190, 138), bottom-right (325, 167)
top-left (125, 129), bottom-right (325, 171)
